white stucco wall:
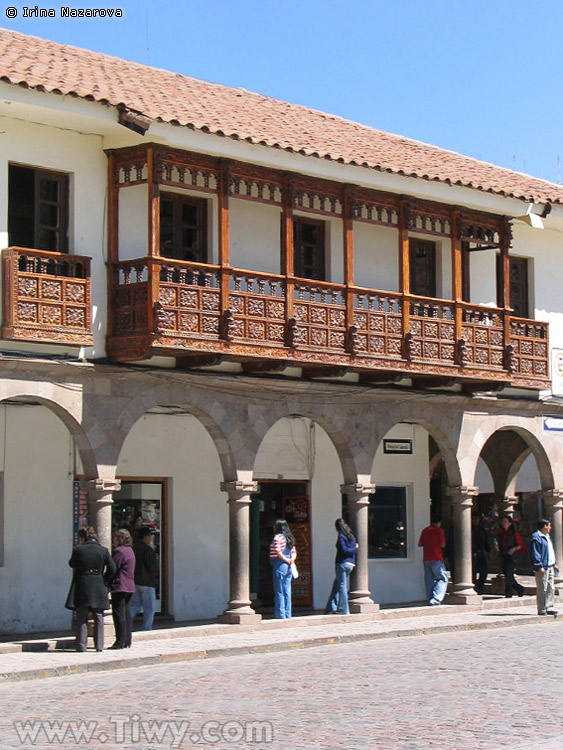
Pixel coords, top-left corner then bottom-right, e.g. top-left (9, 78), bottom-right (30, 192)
top-left (0, 405), bottom-right (74, 634)
top-left (229, 199), bottom-right (281, 275)
top-left (354, 224), bottom-right (398, 291)
top-left (369, 424), bottom-right (430, 605)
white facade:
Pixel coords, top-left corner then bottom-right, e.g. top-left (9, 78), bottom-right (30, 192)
top-left (0, 40), bottom-right (562, 634)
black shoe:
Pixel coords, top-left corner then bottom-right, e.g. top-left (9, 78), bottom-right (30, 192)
top-left (109, 642), bottom-right (124, 650)
top-left (546, 610), bottom-right (558, 616)
top-left (517, 590), bottom-right (524, 597)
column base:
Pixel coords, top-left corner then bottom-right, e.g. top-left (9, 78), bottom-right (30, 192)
top-left (447, 591), bottom-right (482, 606)
top-left (217, 607), bottom-right (262, 625)
top-left (349, 598), bottom-right (380, 614)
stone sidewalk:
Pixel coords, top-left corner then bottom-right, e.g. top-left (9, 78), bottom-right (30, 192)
top-left (0, 595), bottom-right (560, 684)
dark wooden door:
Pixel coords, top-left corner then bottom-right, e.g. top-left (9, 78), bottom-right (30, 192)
top-left (409, 239), bottom-right (436, 297)
top-left (496, 256), bottom-right (529, 317)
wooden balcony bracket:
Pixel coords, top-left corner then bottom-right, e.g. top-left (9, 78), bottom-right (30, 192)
top-left (220, 309), bottom-right (235, 342)
top-left (303, 366), bottom-right (348, 379)
top-left (456, 338), bottom-right (467, 367)
top-left (177, 354), bottom-right (224, 369)
top-left (285, 318), bottom-right (298, 349)
top-left (411, 376), bottom-right (456, 390)
top-left (359, 372), bottom-right (403, 385)
top-left (242, 360), bottom-right (289, 374)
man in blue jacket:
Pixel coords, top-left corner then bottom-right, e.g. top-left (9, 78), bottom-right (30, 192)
top-left (529, 519), bottom-right (558, 616)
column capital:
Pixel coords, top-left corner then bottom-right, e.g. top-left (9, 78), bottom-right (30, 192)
top-left (341, 483), bottom-right (376, 504)
top-left (85, 478), bottom-right (120, 503)
top-left (220, 480), bottom-right (258, 503)
top-left (446, 485), bottom-right (479, 505)
top-left (541, 489), bottom-right (563, 509)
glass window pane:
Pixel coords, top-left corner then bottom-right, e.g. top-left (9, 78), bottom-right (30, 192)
top-left (39, 178), bottom-right (59, 202)
top-left (182, 203), bottom-right (198, 225)
top-left (367, 487), bottom-right (407, 559)
top-left (39, 203), bottom-right (59, 227)
top-left (38, 228), bottom-right (59, 252)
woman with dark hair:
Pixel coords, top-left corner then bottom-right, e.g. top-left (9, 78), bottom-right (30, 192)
top-left (110, 528), bottom-right (136, 649)
top-left (496, 515), bottom-right (526, 598)
top-left (269, 519), bottom-right (297, 619)
top-left (324, 518), bottom-right (358, 615)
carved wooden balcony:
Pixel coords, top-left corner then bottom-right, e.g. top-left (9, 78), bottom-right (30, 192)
top-left (2, 247), bottom-right (93, 346)
top-left (107, 258), bottom-right (549, 389)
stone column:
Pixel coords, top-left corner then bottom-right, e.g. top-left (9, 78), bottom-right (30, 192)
top-left (218, 480), bottom-right (262, 625)
top-left (447, 486), bottom-right (481, 605)
top-left (341, 482), bottom-right (379, 614)
top-left (85, 478), bottom-right (121, 550)
top-left (542, 489), bottom-right (563, 592)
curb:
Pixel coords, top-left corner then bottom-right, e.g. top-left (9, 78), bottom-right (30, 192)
top-left (1, 611), bottom-right (559, 684)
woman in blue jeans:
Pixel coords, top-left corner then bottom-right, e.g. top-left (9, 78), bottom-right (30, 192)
top-left (325, 518), bottom-right (358, 615)
top-left (269, 520), bottom-right (297, 619)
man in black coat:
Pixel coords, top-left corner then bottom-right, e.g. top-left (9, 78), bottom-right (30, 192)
top-left (65, 526), bottom-right (116, 652)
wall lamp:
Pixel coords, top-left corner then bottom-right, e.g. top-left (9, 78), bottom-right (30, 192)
top-left (514, 203), bottom-right (545, 229)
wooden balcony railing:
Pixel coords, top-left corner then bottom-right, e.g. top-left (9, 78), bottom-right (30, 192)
top-left (107, 258), bottom-right (549, 388)
top-left (2, 247), bottom-right (92, 346)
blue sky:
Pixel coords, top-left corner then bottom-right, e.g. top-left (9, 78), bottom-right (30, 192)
top-left (3, 0), bottom-right (562, 183)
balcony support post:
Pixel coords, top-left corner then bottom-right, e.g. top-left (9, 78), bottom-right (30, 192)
top-left (499, 220), bottom-right (512, 369)
top-left (218, 160), bottom-right (231, 329)
top-left (451, 211), bottom-right (464, 359)
top-left (147, 146), bottom-right (160, 334)
top-left (398, 200), bottom-right (411, 356)
top-left (282, 175), bottom-right (295, 342)
top-left (343, 186), bottom-right (355, 352)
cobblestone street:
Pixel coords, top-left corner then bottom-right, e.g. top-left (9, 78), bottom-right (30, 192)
top-left (1, 620), bottom-right (562, 750)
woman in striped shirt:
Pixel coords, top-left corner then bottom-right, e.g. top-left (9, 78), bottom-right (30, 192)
top-left (269, 520), bottom-right (297, 619)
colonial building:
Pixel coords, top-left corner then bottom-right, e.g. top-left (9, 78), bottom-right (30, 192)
top-left (0, 28), bottom-right (562, 633)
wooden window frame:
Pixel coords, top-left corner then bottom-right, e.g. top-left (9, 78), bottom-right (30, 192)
top-left (8, 164), bottom-right (69, 253)
top-left (496, 255), bottom-right (529, 317)
top-left (293, 217), bottom-right (326, 281)
top-left (409, 238), bottom-right (437, 297)
top-left (159, 193), bottom-right (208, 263)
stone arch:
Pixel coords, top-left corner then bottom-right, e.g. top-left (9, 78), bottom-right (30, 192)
top-left (0, 389), bottom-right (97, 478)
top-left (253, 404), bottom-right (361, 485)
top-left (459, 417), bottom-right (555, 492)
top-left (372, 402), bottom-right (463, 488)
top-left (93, 383), bottom-right (239, 482)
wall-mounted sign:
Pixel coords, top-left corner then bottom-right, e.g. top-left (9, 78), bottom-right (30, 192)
top-left (383, 439), bottom-right (413, 455)
top-left (543, 415), bottom-right (563, 432)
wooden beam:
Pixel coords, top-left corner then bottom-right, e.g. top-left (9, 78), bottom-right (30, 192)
top-left (177, 354), bottom-right (224, 369)
top-left (302, 366), bottom-right (348, 379)
top-left (282, 174), bottom-right (295, 326)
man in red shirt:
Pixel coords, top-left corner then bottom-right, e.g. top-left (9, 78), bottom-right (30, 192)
top-left (418, 516), bottom-right (448, 605)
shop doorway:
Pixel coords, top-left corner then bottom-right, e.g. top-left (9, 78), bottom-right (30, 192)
top-left (112, 480), bottom-right (166, 615)
top-left (250, 481), bottom-right (312, 608)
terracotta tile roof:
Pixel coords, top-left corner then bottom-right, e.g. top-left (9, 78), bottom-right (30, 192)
top-left (1, 27), bottom-right (563, 206)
